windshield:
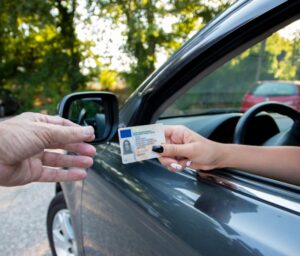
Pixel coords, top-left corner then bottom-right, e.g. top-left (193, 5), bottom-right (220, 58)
top-left (251, 82), bottom-right (298, 96)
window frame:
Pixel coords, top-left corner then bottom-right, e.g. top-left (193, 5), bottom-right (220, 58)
top-left (149, 16), bottom-right (300, 208)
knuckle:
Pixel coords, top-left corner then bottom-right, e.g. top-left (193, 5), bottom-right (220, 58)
top-left (41, 126), bottom-right (53, 145)
top-left (20, 111), bottom-right (31, 117)
top-left (69, 156), bottom-right (75, 167)
top-left (21, 112), bottom-right (39, 120)
top-left (19, 112), bottom-right (30, 120)
top-left (54, 153), bottom-right (61, 166)
top-left (70, 127), bottom-right (80, 138)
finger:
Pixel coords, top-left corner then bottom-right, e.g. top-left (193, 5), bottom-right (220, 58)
top-left (158, 156), bottom-right (178, 167)
top-left (164, 125), bottom-right (200, 144)
top-left (42, 152), bottom-right (93, 168)
top-left (164, 125), bottom-right (181, 138)
top-left (22, 112), bottom-right (79, 127)
top-left (63, 143), bottom-right (96, 157)
top-left (164, 125), bottom-right (188, 141)
top-left (158, 157), bottom-right (183, 172)
top-left (48, 143), bottom-right (96, 157)
top-left (178, 159), bottom-right (192, 169)
top-left (153, 143), bottom-right (192, 159)
top-left (169, 163), bottom-right (184, 171)
top-left (38, 114), bottom-right (79, 127)
top-left (37, 167), bottom-right (87, 182)
top-left (39, 123), bottom-right (95, 145)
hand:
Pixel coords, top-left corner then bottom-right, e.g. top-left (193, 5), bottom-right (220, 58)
top-left (0, 112), bottom-right (96, 186)
top-left (153, 125), bottom-right (223, 172)
top-left (152, 125), bottom-right (300, 186)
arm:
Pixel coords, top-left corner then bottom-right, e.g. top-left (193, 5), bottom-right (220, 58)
top-left (153, 125), bottom-right (300, 185)
top-left (220, 144), bottom-right (300, 185)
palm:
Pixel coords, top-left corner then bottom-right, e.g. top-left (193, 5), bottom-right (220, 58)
top-left (0, 153), bottom-right (44, 186)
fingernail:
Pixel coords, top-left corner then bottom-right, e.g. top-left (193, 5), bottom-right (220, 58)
top-left (170, 163), bottom-right (182, 170)
top-left (83, 126), bottom-right (94, 136)
top-left (83, 157), bottom-right (93, 165)
top-left (152, 145), bottom-right (164, 153)
top-left (186, 161), bottom-right (192, 167)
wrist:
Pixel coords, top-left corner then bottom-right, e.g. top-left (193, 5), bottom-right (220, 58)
top-left (214, 142), bottom-right (235, 169)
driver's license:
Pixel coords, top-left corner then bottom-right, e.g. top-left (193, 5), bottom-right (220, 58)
top-left (118, 124), bottom-right (165, 164)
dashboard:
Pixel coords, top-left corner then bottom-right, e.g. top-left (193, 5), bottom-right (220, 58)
top-left (159, 113), bottom-right (292, 145)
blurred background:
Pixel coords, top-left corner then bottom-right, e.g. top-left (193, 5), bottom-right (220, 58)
top-left (1, 1), bottom-right (300, 117)
top-left (0, 0), bottom-right (236, 114)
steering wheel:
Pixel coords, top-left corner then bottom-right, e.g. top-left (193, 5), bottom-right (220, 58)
top-left (233, 102), bottom-right (300, 146)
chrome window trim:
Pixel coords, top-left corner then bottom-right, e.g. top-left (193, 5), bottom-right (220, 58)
top-left (182, 168), bottom-right (300, 214)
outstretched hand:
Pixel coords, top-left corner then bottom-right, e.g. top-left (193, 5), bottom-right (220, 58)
top-left (153, 125), bottom-right (222, 172)
top-left (0, 112), bottom-right (96, 186)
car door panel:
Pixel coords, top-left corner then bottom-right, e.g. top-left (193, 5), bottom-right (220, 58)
top-left (81, 143), bottom-right (300, 255)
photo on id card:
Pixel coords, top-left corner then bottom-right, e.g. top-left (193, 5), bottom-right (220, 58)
top-left (118, 124), bottom-right (165, 164)
top-left (119, 128), bottom-right (136, 164)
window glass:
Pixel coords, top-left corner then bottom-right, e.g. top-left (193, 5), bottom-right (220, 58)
top-left (161, 19), bottom-right (300, 117)
top-left (251, 82), bottom-right (297, 96)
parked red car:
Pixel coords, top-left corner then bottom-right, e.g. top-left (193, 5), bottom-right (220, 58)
top-left (241, 81), bottom-right (300, 112)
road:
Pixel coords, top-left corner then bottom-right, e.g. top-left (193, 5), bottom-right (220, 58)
top-left (0, 183), bottom-right (54, 256)
top-left (0, 116), bottom-right (53, 255)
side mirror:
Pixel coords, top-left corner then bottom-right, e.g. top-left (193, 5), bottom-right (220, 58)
top-left (57, 91), bottom-right (119, 143)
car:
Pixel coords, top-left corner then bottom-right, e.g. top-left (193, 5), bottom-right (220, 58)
top-left (241, 81), bottom-right (300, 112)
top-left (0, 89), bottom-right (19, 117)
top-left (47, 1), bottom-right (300, 255)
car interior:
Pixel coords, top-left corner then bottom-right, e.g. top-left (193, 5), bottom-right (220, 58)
top-left (156, 18), bottom-right (300, 187)
top-left (158, 20), bottom-right (300, 146)
top-left (159, 112), bottom-right (288, 145)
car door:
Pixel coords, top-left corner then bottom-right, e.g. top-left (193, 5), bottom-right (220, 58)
top-left (80, 1), bottom-right (300, 255)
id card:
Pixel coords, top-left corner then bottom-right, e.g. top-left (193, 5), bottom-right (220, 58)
top-left (118, 124), bottom-right (165, 164)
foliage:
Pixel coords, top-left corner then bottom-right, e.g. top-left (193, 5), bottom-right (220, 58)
top-left (0, 0), bottom-right (88, 113)
top-left (168, 30), bottom-right (300, 115)
top-left (99, 69), bottom-right (120, 90)
top-left (88, 0), bottom-right (233, 89)
top-left (1, 0), bottom-right (298, 115)
top-left (199, 31), bottom-right (300, 96)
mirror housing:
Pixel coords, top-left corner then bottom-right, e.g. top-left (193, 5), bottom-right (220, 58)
top-left (57, 91), bottom-right (119, 143)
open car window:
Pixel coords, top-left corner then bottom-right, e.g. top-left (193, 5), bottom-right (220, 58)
top-left (161, 19), bottom-right (300, 118)
top-left (159, 19), bottom-right (300, 189)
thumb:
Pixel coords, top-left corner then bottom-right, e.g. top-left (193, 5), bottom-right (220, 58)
top-left (153, 143), bottom-right (193, 159)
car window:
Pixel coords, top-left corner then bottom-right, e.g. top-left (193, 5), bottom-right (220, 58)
top-left (251, 82), bottom-right (297, 96)
top-left (161, 19), bottom-right (300, 117)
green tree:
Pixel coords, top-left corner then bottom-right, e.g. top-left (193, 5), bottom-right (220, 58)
top-left (88, 0), bottom-right (233, 89)
top-left (0, 0), bottom-right (88, 112)
top-left (182, 30), bottom-right (300, 112)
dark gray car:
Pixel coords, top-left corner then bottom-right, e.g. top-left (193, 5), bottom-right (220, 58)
top-left (47, 0), bottom-right (300, 255)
